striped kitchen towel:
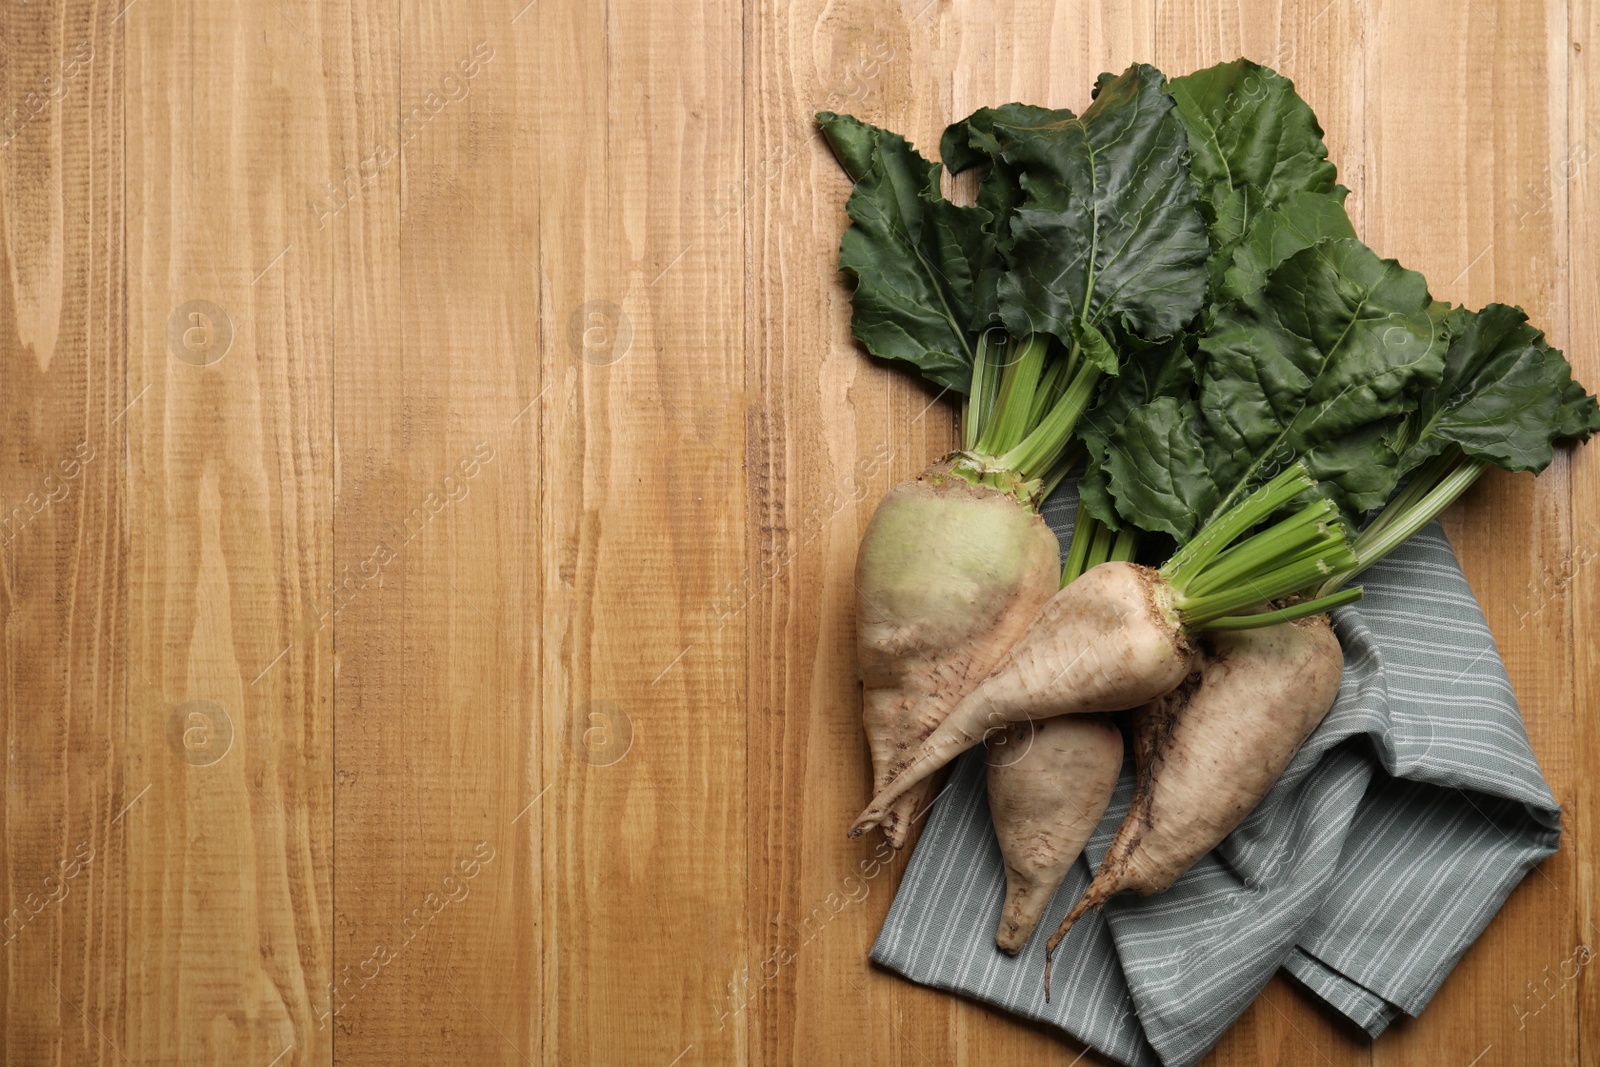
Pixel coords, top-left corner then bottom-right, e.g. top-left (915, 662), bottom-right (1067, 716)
top-left (870, 482), bottom-right (1562, 1067)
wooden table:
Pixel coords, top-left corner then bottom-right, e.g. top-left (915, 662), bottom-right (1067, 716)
top-left (1, 0), bottom-right (1594, 1063)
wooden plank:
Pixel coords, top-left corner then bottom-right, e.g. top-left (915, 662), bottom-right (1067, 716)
top-left (120, 0), bottom-right (337, 1062)
top-left (0, 2), bottom-right (127, 1064)
top-left (316, 4), bottom-right (410, 1064)
top-left (1564, 3), bottom-right (1600, 1066)
top-left (327, 0), bottom-right (540, 1063)
top-left (1363, 1), bottom-right (1582, 1066)
top-left (746, 3), bottom-right (1149, 1065)
top-left (524, 0), bottom-right (748, 1064)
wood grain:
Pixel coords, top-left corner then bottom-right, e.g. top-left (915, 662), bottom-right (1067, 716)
top-left (1565, 4), bottom-right (1600, 1067)
top-left (331, 0), bottom-right (542, 1063)
top-left (0, 2), bottom-right (128, 1065)
top-left (123, 0), bottom-right (337, 1061)
top-left (528, 0), bottom-right (749, 1063)
top-left (0, 0), bottom-right (1594, 1064)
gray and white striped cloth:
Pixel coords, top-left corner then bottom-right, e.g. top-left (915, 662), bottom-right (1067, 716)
top-left (870, 483), bottom-right (1562, 1067)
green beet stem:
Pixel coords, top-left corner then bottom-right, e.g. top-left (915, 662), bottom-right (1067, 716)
top-left (976, 334), bottom-right (1050, 456)
top-left (997, 361), bottom-right (1104, 481)
top-left (1161, 465), bottom-right (1317, 589)
top-left (1317, 456), bottom-right (1487, 596)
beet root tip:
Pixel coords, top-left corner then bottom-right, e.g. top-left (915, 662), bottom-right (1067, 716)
top-left (848, 808), bottom-right (882, 837)
top-left (1045, 880), bottom-right (1113, 959)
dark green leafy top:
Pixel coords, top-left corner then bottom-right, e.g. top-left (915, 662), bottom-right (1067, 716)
top-left (1105, 238), bottom-right (1446, 540)
top-left (1168, 60), bottom-right (1349, 302)
top-left (817, 112), bottom-right (991, 393)
top-left (1221, 187), bottom-right (1356, 302)
top-left (1075, 336), bottom-right (1193, 530)
top-left (995, 65), bottom-right (1210, 351)
top-left (1398, 303), bottom-right (1600, 474)
top-left (816, 61), bottom-right (1598, 545)
top-left (940, 103), bottom-right (1072, 331)
top-left (1170, 60), bottom-right (1335, 205)
top-left (1073, 62), bottom-right (1355, 530)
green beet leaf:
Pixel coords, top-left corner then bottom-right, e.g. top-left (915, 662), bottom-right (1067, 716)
top-left (1168, 60), bottom-right (1346, 302)
top-left (1100, 394), bottom-right (1218, 541)
top-left (941, 103), bottom-right (1072, 331)
top-left (817, 111), bottom-right (991, 393)
top-left (941, 103), bottom-right (1069, 246)
top-left (1169, 59), bottom-right (1338, 218)
top-left (1076, 335), bottom-right (1194, 530)
top-left (1557, 375), bottom-right (1600, 441)
top-left (1107, 237), bottom-right (1447, 541)
top-left (1221, 187), bottom-right (1356, 301)
top-left (1399, 303), bottom-right (1600, 475)
top-left (995, 65), bottom-right (1210, 348)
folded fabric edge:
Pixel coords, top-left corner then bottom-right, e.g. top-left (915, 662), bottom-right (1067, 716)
top-left (1281, 947), bottom-right (1400, 1038)
top-left (1304, 814), bottom-right (1562, 1020)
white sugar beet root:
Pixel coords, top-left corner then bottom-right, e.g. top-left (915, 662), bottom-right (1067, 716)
top-left (851, 561), bottom-right (1194, 838)
top-left (1043, 614), bottom-right (1343, 990)
top-left (986, 714), bottom-right (1124, 953)
top-left (856, 459), bottom-right (1061, 848)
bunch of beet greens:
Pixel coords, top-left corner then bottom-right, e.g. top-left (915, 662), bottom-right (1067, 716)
top-left (818, 58), bottom-right (1600, 995)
